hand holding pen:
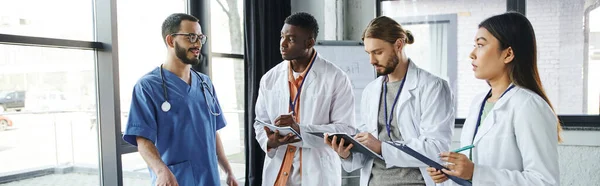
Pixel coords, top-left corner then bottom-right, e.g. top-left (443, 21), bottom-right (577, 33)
top-left (275, 111), bottom-right (300, 133)
top-left (427, 145), bottom-right (475, 183)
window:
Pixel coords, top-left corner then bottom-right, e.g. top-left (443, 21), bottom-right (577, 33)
top-left (380, 0), bottom-right (600, 126)
top-left (0, 0), bottom-right (94, 41)
top-left (115, 0), bottom-right (187, 184)
top-left (526, 0), bottom-right (599, 115)
top-left (211, 57), bottom-right (246, 181)
top-left (390, 15), bottom-right (458, 113)
top-left (117, 0), bottom-right (188, 133)
top-left (121, 153), bottom-right (152, 185)
top-left (381, 0), bottom-right (507, 118)
top-left (210, 0), bottom-right (245, 182)
top-left (211, 0), bottom-right (244, 54)
top-left (0, 45), bottom-right (99, 184)
top-left (588, 6), bottom-right (600, 115)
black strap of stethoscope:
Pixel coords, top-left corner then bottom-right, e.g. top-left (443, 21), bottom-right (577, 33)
top-left (159, 65), bottom-right (221, 115)
top-left (160, 64), bottom-right (169, 102)
top-left (160, 65), bottom-right (205, 101)
top-left (190, 68), bottom-right (204, 84)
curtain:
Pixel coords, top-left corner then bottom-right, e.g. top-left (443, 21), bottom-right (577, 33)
top-left (244, 0), bottom-right (291, 185)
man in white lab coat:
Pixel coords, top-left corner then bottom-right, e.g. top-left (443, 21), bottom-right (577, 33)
top-left (325, 16), bottom-right (455, 186)
top-left (253, 12), bottom-right (356, 186)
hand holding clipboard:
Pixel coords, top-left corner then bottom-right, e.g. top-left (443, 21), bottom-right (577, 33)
top-left (310, 132), bottom-right (384, 160)
top-left (385, 141), bottom-right (472, 186)
top-left (431, 150), bottom-right (478, 186)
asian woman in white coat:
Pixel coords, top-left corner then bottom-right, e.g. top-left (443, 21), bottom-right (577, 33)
top-left (427, 12), bottom-right (563, 186)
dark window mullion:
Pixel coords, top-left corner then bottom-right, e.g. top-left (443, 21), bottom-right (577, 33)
top-left (211, 52), bottom-right (244, 59)
top-left (0, 34), bottom-right (103, 50)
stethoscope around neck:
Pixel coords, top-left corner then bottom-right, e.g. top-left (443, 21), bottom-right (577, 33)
top-left (159, 64), bottom-right (222, 116)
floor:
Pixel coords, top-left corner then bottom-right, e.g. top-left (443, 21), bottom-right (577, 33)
top-left (0, 173), bottom-right (150, 186)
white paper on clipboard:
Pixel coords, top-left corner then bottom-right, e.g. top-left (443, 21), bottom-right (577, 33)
top-left (255, 119), bottom-right (302, 140)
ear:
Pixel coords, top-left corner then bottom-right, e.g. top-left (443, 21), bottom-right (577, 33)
top-left (305, 37), bottom-right (316, 49)
top-left (394, 38), bottom-right (404, 53)
top-left (166, 35), bottom-right (176, 48)
top-left (503, 47), bottom-right (515, 64)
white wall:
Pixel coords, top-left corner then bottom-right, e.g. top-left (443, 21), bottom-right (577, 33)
top-left (292, 0), bottom-right (373, 41)
top-left (528, 0), bottom-right (586, 114)
top-left (291, 0), bottom-right (328, 40)
top-left (344, 0), bottom-right (375, 40)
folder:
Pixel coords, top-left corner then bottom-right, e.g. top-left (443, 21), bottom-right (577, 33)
top-left (308, 132), bottom-right (383, 160)
top-left (255, 119), bottom-right (302, 140)
top-left (384, 141), bottom-right (472, 186)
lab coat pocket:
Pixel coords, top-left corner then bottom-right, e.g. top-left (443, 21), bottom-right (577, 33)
top-left (319, 156), bottom-right (335, 183)
top-left (308, 95), bottom-right (332, 121)
top-left (263, 90), bottom-right (285, 117)
top-left (167, 160), bottom-right (196, 186)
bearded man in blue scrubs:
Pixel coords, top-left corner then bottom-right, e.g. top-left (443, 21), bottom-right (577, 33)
top-left (123, 13), bottom-right (238, 186)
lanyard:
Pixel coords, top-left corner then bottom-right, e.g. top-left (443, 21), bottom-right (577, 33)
top-left (383, 69), bottom-right (408, 140)
top-left (471, 84), bottom-right (516, 141)
top-left (289, 52), bottom-right (318, 115)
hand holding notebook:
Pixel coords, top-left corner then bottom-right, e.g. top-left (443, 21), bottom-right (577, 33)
top-left (255, 119), bottom-right (302, 140)
top-left (309, 132), bottom-right (384, 160)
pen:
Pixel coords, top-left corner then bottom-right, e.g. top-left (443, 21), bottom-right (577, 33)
top-left (451, 144), bottom-right (475, 153)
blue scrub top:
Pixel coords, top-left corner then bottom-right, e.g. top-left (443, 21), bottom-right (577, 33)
top-left (123, 67), bottom-right (226, 186)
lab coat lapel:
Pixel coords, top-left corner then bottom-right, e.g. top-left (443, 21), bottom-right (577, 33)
top-left (472, 107), bottom-right (496, 144)
top-left (302, 67), bottom-right (317, 93)
top-left (301, 53), bottom-right (321, 90)
top-left (298, 57), bottom-right (320, 123)
top-left (472, 85), bottom-right (518, 144)
top-left (369, 77), bottom-right (384, 136)
top-left (393, 61), bottom-right (417, 137)
top-left (461, 111), bottom-right (478, 147)
top-left (279, 65), bottom-right (291, 115)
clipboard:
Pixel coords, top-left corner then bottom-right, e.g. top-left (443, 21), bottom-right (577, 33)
top-left (385, 141), bottom-right (472, 186)
top-left (308, 132), bottom-right (383, 160)
top-left (255, 119), bottom-right (302, 140)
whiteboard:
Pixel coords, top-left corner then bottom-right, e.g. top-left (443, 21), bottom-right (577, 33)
top-left (314, 41), bottom-right (376, 125)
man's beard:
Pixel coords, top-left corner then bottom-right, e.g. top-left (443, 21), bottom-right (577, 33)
top-left (175, 42), bottom-right (200, 65)
top-left (376, 53), bottom-right (399, 76)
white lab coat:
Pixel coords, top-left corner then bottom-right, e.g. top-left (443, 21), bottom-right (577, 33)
top-left (254, 53), bottom-right (356, 186)
top-left (456, 85), bottom-right (559, 185)
top-left (341, 61), bottom-right (455, 186)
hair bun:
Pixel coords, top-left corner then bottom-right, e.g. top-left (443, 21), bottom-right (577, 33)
top-left (405, 30), bottom-right (415, 44)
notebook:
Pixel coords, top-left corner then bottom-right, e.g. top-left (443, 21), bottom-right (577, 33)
top-left (308, 132), bottom-right (383, 160)
top-left (255, 119), bottom-right (302, 140)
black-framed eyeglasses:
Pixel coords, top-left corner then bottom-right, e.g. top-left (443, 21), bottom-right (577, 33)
top-left (171, 33), bottom-right (207, 44)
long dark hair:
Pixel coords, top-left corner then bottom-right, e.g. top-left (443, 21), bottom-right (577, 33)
top-left (479, 12), bottom-right (562, 142)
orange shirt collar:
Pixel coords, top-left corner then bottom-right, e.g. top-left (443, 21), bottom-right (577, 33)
top-left (287, 51), bottom-right (317, 83)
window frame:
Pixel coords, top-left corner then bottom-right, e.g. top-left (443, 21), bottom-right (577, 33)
top-left (0, 0), bottom-right (122, 185)
top-left (192, 0), bottom-right (246, 184)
